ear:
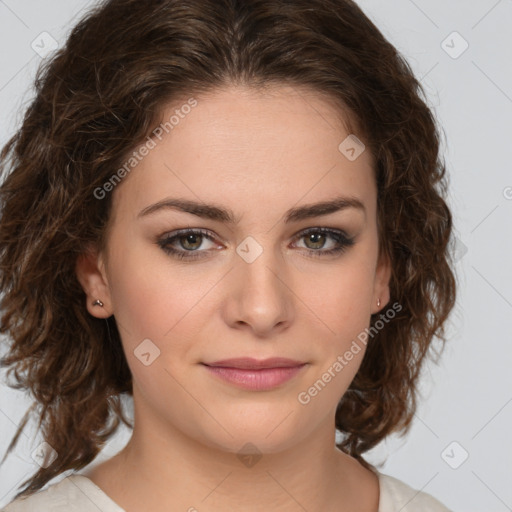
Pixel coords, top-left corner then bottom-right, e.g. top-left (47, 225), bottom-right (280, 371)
top-left (75, 244), bottom-right (113, 318)
top-left (372, 248), bottom-right (392, 314)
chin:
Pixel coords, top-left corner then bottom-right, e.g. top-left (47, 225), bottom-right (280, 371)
top-left (191, 412), bottom-right (314, 457)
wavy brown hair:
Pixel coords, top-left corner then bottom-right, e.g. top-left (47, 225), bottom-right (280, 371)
top-left (0, 0), bottom-right (456, 500)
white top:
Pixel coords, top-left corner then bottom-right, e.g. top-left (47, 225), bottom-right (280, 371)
top-left (1, 472), bottom-right (452, 511)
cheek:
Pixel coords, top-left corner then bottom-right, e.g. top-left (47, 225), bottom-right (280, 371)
top-left (106, 245), bottom-right (211, 400)
top-left (107, 239), bottom-right (220, 349)
top-left (302, 257), bottom-right (377, 399)
top-left (108, 257), bottom-right (170, 339)
top-left (312, 262), bottom-right (375, 339)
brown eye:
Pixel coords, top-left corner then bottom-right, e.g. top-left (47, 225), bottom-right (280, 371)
top-left (303, 232), bottom-right (328, 250)
top-left (178, 233), bottom-right (203, 251)
top-left (157, 229), bottom-right (218, 261)
top-left (294, 228), bottom-right (355, 258)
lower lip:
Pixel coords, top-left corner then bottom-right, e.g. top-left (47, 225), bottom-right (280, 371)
top-left (203, 364), bottom-right (307, 390)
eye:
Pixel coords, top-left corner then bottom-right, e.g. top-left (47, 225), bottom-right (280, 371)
top-left (157, 227), bottom-right (355, 261)
top-left (292, 227), bottom-right (355, 258)
top-left (157, 229), bottom-right (218, 260)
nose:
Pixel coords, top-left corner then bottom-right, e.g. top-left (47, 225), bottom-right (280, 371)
top-left (223, 244), bottom-right (294, 337)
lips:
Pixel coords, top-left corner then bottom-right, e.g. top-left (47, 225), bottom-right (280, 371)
top-left (202, 358), bottom-right (308, 391)
top-left (202, 357), bottom-right (306, 370)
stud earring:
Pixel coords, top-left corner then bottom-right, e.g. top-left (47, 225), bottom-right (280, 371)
top-left (377, 298), bottom-right (381, 308)
top-left (92, 299), bottom-right (104, 307)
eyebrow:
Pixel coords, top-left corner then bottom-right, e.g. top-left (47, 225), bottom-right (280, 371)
top-left (137, 195), bottom-right (366, 224)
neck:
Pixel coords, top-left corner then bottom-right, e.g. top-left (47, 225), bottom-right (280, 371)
top-left (86, 392), bottom-right (379, 512)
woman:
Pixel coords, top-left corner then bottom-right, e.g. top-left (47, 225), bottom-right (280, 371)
top-left (0, 0), bottom-right (456, 510)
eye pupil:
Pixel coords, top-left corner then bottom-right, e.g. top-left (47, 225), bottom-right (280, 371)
top-left (305, 232), bottom-right (325, 249)
top-left (181, 234), bottom-right (202, 250)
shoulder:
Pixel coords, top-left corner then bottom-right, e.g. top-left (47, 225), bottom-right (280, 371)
top-left (1, 474), bottom-right (125, 512)
top-left (377, 472), bottom-right (452, 512)
top-left (2, 476), bottom-right (81, 512)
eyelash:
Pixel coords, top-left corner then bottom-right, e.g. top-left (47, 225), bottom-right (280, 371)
top-left (156, 227), bottom-right (355, 261)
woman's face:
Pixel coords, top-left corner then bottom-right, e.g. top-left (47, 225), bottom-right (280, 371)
top-left (79, 84), bottom-right (391, 454)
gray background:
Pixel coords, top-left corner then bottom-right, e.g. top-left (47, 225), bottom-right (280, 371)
top-left (0, 1), bottom-right (511, 510)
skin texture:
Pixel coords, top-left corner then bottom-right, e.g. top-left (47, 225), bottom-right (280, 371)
top-left (76, 84), bottom-right (391, 512)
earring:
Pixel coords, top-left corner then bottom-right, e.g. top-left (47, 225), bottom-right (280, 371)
top-left (92, 299), bottom-right (104, 307)
top-left (377, 298), bottom-right (381, 308)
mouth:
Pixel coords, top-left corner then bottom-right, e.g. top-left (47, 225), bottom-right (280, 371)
top-left (201, 358), bottom-right (308, 391)
top-left (202, 357), bottom-right (307, 370)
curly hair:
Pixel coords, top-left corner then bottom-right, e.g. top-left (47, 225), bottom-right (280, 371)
top-left (0, 0), bottom-right (456, 499)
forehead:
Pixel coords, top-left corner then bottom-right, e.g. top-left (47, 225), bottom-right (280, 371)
top-left (158, 83), bottom-right (360, 149)
top-left (110, 84), bottom-right (376, 223)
